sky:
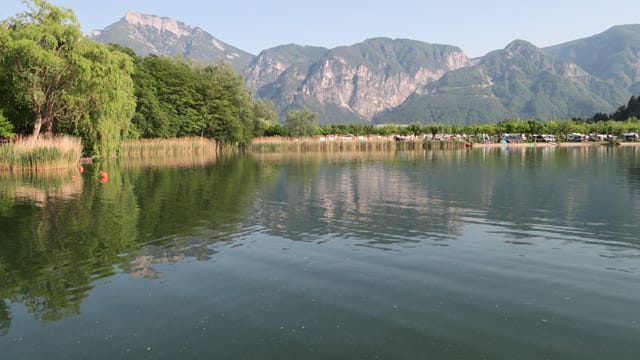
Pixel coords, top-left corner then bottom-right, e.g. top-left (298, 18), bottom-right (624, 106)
top-left (2, 0), bottom-right (639, 58)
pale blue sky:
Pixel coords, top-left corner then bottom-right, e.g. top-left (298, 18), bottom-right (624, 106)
top-left (2, 0), bottom-right (639, 57)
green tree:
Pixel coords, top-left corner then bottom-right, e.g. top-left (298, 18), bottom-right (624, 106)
top-left (526, 118), bottom-right (543, 136)
top-left (199, 62), bottom-right (255, 145)
top-left (611, 95), bottom-right (640, 121)
top-left (0, 110), bottom-right (15, 139)
top-left (68, 42), bottom-right (136, 157)
top-left (251, 99), bottom-right (278, 137)
top-left (407, 123), bottom-right (424, 136)
top-left (285, 109), bottom-right (319, 137)
top-left (0, 0), bottom-right (83, 138)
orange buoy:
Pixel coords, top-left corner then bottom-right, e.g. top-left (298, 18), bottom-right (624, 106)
top-left (71, 175), bottom-right (77, 181)
top-left (79, 165), bottom-right (84, 173)
top-left (98, 171), bottom-right (109, 183)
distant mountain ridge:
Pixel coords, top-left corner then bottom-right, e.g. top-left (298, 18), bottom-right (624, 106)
top-left (89, 13), bottom-right (640, 124)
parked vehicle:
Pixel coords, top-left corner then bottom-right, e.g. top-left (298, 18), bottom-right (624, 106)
top-left (531, 134), bottom-right (556, 142)
top-left (567, 133), bottom-right (588, 142)
top-left (621, 133), bottom-right (640, 142)
top-left (588, 134), bottom-right (609, 142)
top-left (503, 133), bottom-right (525, 143)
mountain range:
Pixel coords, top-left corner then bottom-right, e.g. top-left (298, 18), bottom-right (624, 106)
top-left (88, 11), bottom-right (640, 124)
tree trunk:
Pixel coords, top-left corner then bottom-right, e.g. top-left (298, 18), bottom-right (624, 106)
top-left (44, 117), bottom-right (54, 138)
top-left (32, 115), bottom-right (43, 139)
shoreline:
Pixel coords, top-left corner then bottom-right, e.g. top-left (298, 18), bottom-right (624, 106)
top-left (250, 136), bottom-right (640, 148)
top-left (471, 141), bottom-right (640, 148)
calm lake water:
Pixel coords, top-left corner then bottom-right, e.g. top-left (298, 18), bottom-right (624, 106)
top-left (1, 146), bottom-right (640, 359)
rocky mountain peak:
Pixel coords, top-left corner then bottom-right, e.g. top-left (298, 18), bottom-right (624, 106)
top-left (88, 11), bottom-right (253, 71)
top-left (123, 10), bottom-right (192, 38)
top-left (503, 39), bottom-right (540, 59)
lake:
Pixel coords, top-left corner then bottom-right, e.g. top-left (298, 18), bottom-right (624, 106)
top-left (1, 146), bottom-right (639, 359)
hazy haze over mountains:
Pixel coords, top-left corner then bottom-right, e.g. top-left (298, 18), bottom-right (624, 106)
top-left (89, 12), bottom-right (640, 124)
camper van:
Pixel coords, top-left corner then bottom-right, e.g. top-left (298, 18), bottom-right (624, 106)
top-left (567, 133), bottom-right (588, 142)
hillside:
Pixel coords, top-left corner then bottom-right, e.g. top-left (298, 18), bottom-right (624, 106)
top-left (375, 40), bottom-right (629, 124)
top-left (545, 24), bottom-right (640, 94)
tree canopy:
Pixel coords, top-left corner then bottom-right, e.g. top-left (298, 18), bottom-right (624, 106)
top-left (0, 0), bottom-right (83, 138)
top-left (285, 109), bottom-right (319, 137)
top-left (0, 0), bottom-right (136, 156)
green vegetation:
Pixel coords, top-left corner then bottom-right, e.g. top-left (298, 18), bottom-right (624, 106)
top-left (130, 54), bottom-right (260, 145)
top-left (0, 111), bottom-right (14, 139)
top-left (285, 109), bottom-right (319, 136)
top-left (0, 0), bottom-right (135, 157)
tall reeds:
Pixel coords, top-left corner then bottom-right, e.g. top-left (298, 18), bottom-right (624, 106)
top-left (122, 137), bottom-right (218, 158)
top-left (0, 136), bottom-right (82, 172)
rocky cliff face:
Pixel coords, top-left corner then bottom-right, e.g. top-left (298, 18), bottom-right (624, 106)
top-left (244, 44), bottom-right (328, 90)
top-left (301, 51), bottom-right (468, 119)
top-left (245, 38), bottom-right (470, 123)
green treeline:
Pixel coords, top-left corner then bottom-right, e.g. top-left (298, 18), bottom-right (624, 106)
top-left (592, 95), bottom-right (640, 121)
top-left (277, 117), bottom-right (639, 140)
top-left (127, 50), bottom-right (276, 144)
top-left (0, 0), bottom-right (277, 157)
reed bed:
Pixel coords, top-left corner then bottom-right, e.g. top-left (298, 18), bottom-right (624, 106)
top-left (0, 136), bottom-right (83, 172)
top-left (122, 137), bottom-right (218, 159)
top-left (249, 136), bottom-right (469, 153)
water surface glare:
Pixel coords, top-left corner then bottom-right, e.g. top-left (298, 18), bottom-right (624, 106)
top-left (1, 146), bottom-right (640, 359)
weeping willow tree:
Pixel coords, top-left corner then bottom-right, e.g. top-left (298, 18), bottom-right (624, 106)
top-left (0, 0), bottom-right (135, 157)
top-left (66, 42), bottom-right (136, 157)
top-left (0, 0), bottom-right (82, 138)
